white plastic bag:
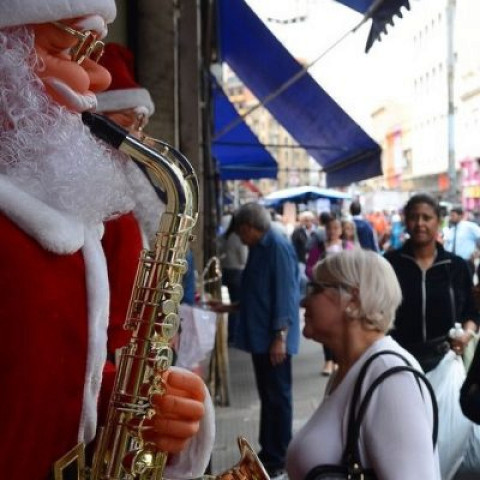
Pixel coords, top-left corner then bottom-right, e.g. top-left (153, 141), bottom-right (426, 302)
top-left (176, 304), bottom-right (217, 371)
top-left (454, 424), bottom-right (480, 478)
top-left (427, 351), bottom-right (473, 480)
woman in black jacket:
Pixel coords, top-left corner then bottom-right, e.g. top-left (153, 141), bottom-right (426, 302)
top-left (384, 194), bottom-right (478, 372)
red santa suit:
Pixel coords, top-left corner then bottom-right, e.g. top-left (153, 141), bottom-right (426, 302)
top-left (0, 174), bottom-right (120, 480)
top-left (0, 170), bottom-right (214, 480)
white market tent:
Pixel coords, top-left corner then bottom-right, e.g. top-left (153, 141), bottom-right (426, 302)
top-left (261, 186), bottom-right (351, 207)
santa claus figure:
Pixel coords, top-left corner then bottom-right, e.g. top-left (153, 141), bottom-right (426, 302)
top-left (0, 2), bottom-right (213, 480)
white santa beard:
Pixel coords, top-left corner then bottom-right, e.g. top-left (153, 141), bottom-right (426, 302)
top-left (124, 160), bottom-right (167, 247)
top-left (0, 26), bottom-right (135, 225)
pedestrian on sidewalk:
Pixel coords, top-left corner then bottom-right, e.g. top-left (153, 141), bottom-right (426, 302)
top-left (350, 200), bottom-right (379, 252)
top-left (291, 210), bottom-right (317, 298)
top-left (443, 204), bottom-right (480, 279)
top-left (384, 194), bottom-right (478, 373)
top-left (236, 203), bottom-right (300, 478)
top-left (287, 249), bottom-right (440, 480)
top-left (212, 202), bottom-right (300, 478)
top-left (305, 217), bottom-right (354, 376)
top-left (218, 213), bottom-right (248, 344)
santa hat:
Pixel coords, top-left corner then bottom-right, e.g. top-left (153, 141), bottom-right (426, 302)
top-left (0, 0), bottom-right (116, 30)
top-left (96, 43), bottom-right (155, 117)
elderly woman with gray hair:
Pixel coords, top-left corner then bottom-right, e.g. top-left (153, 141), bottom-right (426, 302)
top-left (286, 248), bottom-right (440, 480)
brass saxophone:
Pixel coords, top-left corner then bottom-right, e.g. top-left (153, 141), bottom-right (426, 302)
top-left (80, 112), bottom-right (198, 480)
top-left (57, 113), bottom-right (269, 480)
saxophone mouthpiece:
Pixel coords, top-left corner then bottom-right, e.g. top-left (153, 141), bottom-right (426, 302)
top-left (82, 112), bottom-right (128, 149)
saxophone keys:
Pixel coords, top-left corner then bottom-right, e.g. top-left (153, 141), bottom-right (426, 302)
top-left (161, 298), bottom-right (176, 314)
top-left (170, 283), bottom-right (184, 303)
top-left (155, 312), bottom-right (179, 340)
top-left (146, 346), bottom-right (172, 372)
top-left (177, 258), bottom-right (188, 274)
top-left (122, 448), bottom-right (155, 476)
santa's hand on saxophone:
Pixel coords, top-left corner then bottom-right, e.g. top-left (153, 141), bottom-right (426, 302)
top-left (0, 2), bottom-right (213, 480)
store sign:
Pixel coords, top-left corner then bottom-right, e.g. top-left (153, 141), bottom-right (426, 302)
top-left (464, 185), bottom-right (480, 198)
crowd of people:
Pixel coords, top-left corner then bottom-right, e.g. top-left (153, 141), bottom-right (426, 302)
top-left (216, 194), bottom-right (480, 480)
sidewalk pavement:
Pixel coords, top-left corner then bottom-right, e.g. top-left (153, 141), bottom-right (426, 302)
top-left (210, 325), bottom-right (329, 474)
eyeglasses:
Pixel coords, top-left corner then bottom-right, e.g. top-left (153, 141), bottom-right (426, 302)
top-left (305, 281), bottom-right (350, 297)
top-left (52, 22), bottom-right (105, 65)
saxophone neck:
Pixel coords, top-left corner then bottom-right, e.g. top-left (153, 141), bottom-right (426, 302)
top-left (82, 112), bottom-right (199, 221)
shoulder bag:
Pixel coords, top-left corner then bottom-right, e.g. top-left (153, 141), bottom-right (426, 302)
top-left (304, 350), bottom-right (439, 480)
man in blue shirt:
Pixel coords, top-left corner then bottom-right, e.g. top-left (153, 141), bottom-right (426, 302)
top-left (182, 248), bottom-right (196, 306)
top-left (350, 200), bottom-right (379, 251)
top-left (444, 205), bottom-right (480, 277)
top-left (234, 202), bottom-right (300, 478)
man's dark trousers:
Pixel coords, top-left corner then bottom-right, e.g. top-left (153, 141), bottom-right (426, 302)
top-left (252, 353), bottom-right (292, 474)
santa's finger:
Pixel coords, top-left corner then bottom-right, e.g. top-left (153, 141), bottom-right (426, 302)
top-left (151, 393), bottom-right (205, 420)
top-left (165, 369), bottom-right (206, 401)
top-left (152, 417), bottom-right (200, 438)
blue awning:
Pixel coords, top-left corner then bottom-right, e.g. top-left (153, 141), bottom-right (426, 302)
top-left (336, 0), bottom-right (411, 52)
top-left (211, 78), bottom-right (278, 180)
top-left (217, 0), bottom-right (382, 188)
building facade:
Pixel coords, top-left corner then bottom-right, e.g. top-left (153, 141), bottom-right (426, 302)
top-left (367, 0), bottom-right (480, 210)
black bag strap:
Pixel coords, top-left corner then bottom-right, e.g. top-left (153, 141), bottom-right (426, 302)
top-left (343, 350), bottom-right (411, 464)
top-left (343, 351), bottom-right (438, 468)
top-left (344, 350), bottom-right (414, 451)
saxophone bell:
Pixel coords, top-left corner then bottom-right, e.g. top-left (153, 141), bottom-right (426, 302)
top-left (210, 437), bottom-right (270, 480)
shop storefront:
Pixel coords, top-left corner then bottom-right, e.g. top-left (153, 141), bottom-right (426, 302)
top-left (461, 157), bottom-right (480, 211)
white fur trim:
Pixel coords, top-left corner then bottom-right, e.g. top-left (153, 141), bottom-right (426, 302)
top-left (0, 175), bottom-right (109, 443)
top-left (0, 174), bottom-right (85, 254)
top-left (165, 367), bottom-right (216, 479)
top-left (78, 226), bottom-right (110, 443)
top-left (96, 89), bottom-right (155, 116)
top-left (0, 0), bottom-right (116, 29)
top-left (75, 15), bottom-right (108, 39)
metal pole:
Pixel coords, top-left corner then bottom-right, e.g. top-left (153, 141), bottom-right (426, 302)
top-left (173, 0), bottom-right (180, 149)
top-left (447, 0), bottom-right (457, 202)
